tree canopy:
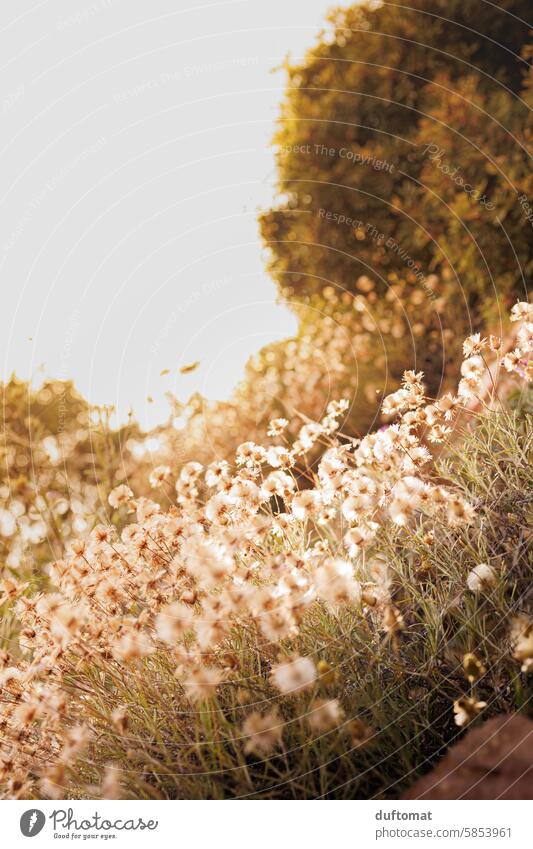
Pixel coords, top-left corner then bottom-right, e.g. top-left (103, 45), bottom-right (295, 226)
top-left (260, 0), bottom-right (532, 338)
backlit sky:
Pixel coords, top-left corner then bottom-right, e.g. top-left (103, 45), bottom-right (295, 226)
top-left (0, 0), bottom-right (337, 429)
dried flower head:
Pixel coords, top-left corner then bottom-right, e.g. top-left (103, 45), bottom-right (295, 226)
top-left (271, 655), bottom-right (317, 696)
top-left (242, 710), bottom-right (283, 756)
top-left (453, 696), bottom-right (486, 727)
top-left (466, 563), bottom-right (498, 593)
top-left (462, 653), bottom-right (486, 683)
top-left (307, 698), bottom-right (344, 733)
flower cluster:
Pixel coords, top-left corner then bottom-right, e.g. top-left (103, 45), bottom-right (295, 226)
top-left (0, 303), bottom-right (530, 798)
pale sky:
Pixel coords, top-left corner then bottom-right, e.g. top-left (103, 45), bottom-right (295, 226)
top-left (0, 0), bottom-right (337, 429)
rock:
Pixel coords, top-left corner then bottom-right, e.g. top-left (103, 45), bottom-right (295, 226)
top-left (404, 714), bottom-right (533, 799)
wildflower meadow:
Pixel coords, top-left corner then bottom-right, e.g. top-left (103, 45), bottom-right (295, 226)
top-left (0, 0), bottom-right (531, 806)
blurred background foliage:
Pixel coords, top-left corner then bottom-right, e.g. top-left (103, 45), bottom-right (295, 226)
top-left (257, 0), bottom-right (533, 432)
top-left (0, 377), bottom-right (145, 587)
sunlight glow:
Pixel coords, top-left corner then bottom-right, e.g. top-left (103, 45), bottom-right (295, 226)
top-left (0, 1), bottom-right (334, 429)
